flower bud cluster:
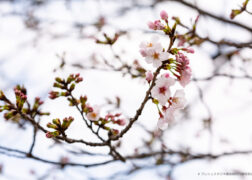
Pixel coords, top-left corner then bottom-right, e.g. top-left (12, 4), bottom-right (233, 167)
top-left (14, 86), bottom-right (27, 110)
top-left (0, 85), bottom-right (48, 124)
top-left (49, 73), bottom-right (83, 100)
top-left (46, 116), bottom-right (74, 138)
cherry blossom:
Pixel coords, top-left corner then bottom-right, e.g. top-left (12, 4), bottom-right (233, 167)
top-left (157, 90), bottom-right (186, 130)
top-left (148, 20), bottom-right (165, 30)
top-left (160, 10), bottom-right (168, 20)
top-left (145, 71), bottom-right (154, 83)
top-left (87, 105), bottom-right (100, 121)
top-left (181, 47), bottom-right (194, 54)
top-left (170, 89), bottom-right (186, 109)
top-left (175, 52), bottom-right (192, 87)
top-left (151, 73), bottom-right (175, 105)
top-left (157, 108), bottom-right (174, 130)
top-left (145, 49), bottom-right (169, 67)
top-left (139, 36), bottom-right (161, 57)
top-left (179, 66), bottom-right (192, 87)
top-left (140, 36), bottom-right (169, 67)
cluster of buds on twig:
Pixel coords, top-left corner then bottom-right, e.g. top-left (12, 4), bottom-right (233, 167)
top-left (148, 10), bottom-right (177, 38)
top-left (230, 0), bottom-right (250, 19)
top-left (14, 85), bottom-right (27, 111)
top-left (96, 33), bottom-right (119, 45)
top-left (46, 116), bottom-right (74, 138)
top-left (0, 86), bottom-right (48, 125)
top-left (49, 73), bottom-right (83, 101)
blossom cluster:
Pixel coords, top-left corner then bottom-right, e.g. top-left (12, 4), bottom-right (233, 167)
top-left (48, 74), bottom-right (126, 138)
top-left (141, 10), bottom-right (194, 130)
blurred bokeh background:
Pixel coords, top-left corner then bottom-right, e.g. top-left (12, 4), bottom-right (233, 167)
top-left (0, 0), bottom-right (252, 179)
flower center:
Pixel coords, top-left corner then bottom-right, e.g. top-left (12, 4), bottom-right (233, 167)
top-left (147, 43), bottom-right (153, 47)
top-left (173, 97), bottom-right (179, 103)
top-left (152, 52), bottom-right (160, 60)
top-left (159, 86), bottom-right (166, 95)
top-left (91, 113), bottom-right (97, 119)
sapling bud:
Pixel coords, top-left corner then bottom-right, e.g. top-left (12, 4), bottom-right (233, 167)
top-left (46, 132), bottom-right (53, 138)
top-left (4, 111), bottom-right (14, 120)
top-left (49, 91), bottom-right (59, 99)
top-left (69, 83), bottom-right (75, 91)
top-left (110, 129), bottom-right (119, 136)
top-left (152, 99), bottom-right (159, 105)
top-left (61, 116), bottom-right (74, 129)
top-left (0, 90), bottom-right (5, 100)
top-left (47, 122), bottom-right (58, 129)
top-left (55, 77), bottom-right (62, 83)
top-left (52, 118), bottom-right (61, 126)
top-left (75, 77), bottom-right (83, 83)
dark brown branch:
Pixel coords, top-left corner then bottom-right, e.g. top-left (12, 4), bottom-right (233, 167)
top-left (167, 0), bottom-right (252, 33)
top-left (0, 145), bottom-right (115, 168)
top-left (110, 65), bottom-right (163, 141)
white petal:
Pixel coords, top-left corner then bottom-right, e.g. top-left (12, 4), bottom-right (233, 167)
top-left (154, 43), bottom-right (162, 52)
top-left (160, 52), bottom-right (169, 61)
top-left (145, 56), bottom-right (154, 63)
top-left (158, 96), bottom-right (168, 105)
top-left (153, 60), bottom-right (162, 67)
top-left (157, 118), bottom-right (168, 130)
top-left (174, 89), bottom-right (185, 98)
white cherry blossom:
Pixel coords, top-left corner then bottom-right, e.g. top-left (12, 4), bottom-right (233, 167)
top-left (151, 73), bottom-right (175, 105)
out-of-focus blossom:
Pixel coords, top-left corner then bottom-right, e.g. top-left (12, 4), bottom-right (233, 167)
top-left (148, 20), bottom-right (165, 30)
top-left (157, 90), bottom-right (186, 130)
top-left (140, 36), bottom-right (169, 67)
top-left (179, 66), bottom-right (192, 87)
top-left (145, 48), bottom-right (169, 67)
top-left (151, 73), bottom-right (175, 105)
top-left (160, 10), bottom-right (168, 20)
top-left (181, 47), bottom-right (194, 54)
top-left (87, 105), bottom-right (100, 121)
top-left (175, 52), bottom-right (192, 87)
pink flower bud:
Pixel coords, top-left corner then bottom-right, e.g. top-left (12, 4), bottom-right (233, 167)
top-left (115, 113), bottom-right (121, 117)
top-left (60, 157), bottom-right (69, 164)
top-left (147, 21), bottom-right (156, 30)
top-left (145, 71), bottom-right (154, 83)
top-left (160, 10), bottom-right (168, 20)
top-left (182, 47), bottom-right (194, 53)
top-left (154, 20), bottom-right (165, 30)
top-left (117, 119), bottom-right (126, 126)
top-left (46, 132), bottom-right (53, 138)
top-left (76, 77), bottom-right (83, 83)
top-left (39, 100), bottom-right (44, 105)
top-left (49, 91), bottom-right (58, 99)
